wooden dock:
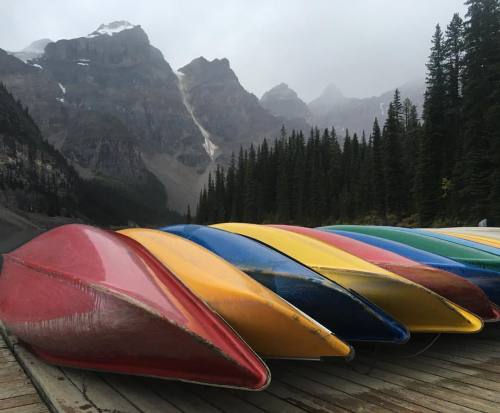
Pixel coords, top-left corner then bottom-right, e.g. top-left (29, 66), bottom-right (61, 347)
top-left (1, 324), bottom-right (500, 413)
top-left (0, 335), bottom-right (48, 412)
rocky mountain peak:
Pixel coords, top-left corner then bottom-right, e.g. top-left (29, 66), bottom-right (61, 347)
top-left (260, 83), bottom-right (311, 121)
top-left (43, 21), bottom-right (152, 66)
top-left (308, 83), bottom-right (346, 118)
top-left (262, 83), bottom-right (298, 100)
top-left (179, 56), bottom-right (237, 87)
top-left (22, 38), bottom-right (53, 53)
top-left (88, 21), bottom-right (139, 37)
top-left (315, 83), bottom-right (345, 103)
top-left (9, 38), bottom-right (53, 62)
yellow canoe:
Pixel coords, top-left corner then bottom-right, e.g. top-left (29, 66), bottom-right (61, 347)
top-left (118, 228), bottom-right (352, 359)
top-left (213, 223), bottom-right (483, 334)
top-left (431, 229), bottom-right (500, 245)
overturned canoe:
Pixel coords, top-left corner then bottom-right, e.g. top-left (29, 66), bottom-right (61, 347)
top-left (161, 224), bottom-right (409, 344)
top-left (0, 224), bottom-right (270, 390)
top-left (280, 225), bottom-right (497, 321)
top-left (432, 230), bottom-right (500, 249)
top-left (118, 228), bottom-right (353, 359)
top-left (416, 229), bottom-right (500, 256)
top-left (433, 227), bottom-right (500, 242)
top-left (214, 223), bottom-right (483, 334)
top-left (324, 228), bottom-right (500, 309)
top-left (332, 225), bottom-right (500, 273)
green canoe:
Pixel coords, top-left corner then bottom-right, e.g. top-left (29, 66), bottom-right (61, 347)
top-left (329, 225), bottom-right (500, 272)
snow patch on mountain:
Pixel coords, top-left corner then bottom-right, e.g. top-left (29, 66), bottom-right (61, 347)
top-left (176, 72), bottom-right (218, 159)
top-left (31, 64), bottom-right (42, 69)
top-left (58, 83), bottom-right (66, 94)
top-left (88, 21), bottom-right (137, 37)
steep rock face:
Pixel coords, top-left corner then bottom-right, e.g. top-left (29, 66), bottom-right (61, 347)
top-left (308, 81), bottom-right (425, 136)
top-left (63, 111), bottom-right (152, 183)
top-left (260, 83), bottom-right (311, 122)
top-left (0, 23), bottom-right (211, 211)
top-left (178, 57), bottom-right (308, 160)
top-left (40, 24), bottom-right (208, 167)
top-left (0, 83), bottom-right (80, 215)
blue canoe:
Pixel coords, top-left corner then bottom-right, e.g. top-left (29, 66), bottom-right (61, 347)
top-left (321, 228), bottom-right (500, 307)
top-left (161, 225), bottom-right (409, 344)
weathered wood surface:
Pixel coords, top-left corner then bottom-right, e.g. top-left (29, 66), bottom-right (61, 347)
top-left (1, 324), bottom-right (500, 413)
top-left (0, 334), bottom-right (49, 413)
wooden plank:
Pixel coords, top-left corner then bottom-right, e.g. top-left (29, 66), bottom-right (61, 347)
top-left (263, 382), bottom-right (347, 413)
top-left (190, 386), bottom-right (264, 413)
top-left (235, 384), bottom-right (311, 413)
top-left (273, 366), bottom-right (391, 413)
top-left (0, 381), bottom-right (37, 400)
top-left (63, 369), bottom-right (141, 413)
top-left (282, 361), bottom-right (434, 413)
top-left (386, 357), bottom-right (500, 403)
top-left (0, 371), bottom-right (27, 384)
top-left (0, 404), bottom-right (49, 413)
top-left (103, 375), bottom-right (182, 413)
top-left (452, 339), bottom-right (500, 355)
top-left (312, 362), bottom-right (441, 413)
top-left (355, 359), bottom-right (496, 413)
top-left (0, 350), bottom-right (16, 360)
top-left (0, 361), bottom-right (20, 368)
top-left (425, 350), bottom-right (500, 374)
top-left (147, 379), bottom-right (223, 413)
top-left (0, 366), bottom-right (24, 379)
top-left (407, 355), bottom-right (500, 392)
top-left (432, 344), bottom-right (500, 364)
top-left (419, 353), bottom-right (500, 378)
top-left (10, 345), bottom-right (99, 413)
top-left (0, 394), bottom-right (41, 410)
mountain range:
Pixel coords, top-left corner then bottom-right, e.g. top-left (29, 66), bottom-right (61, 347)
top-left (1, 21), bottom-right (425, 216)
top-left (261, 81), bottom-right (425, 137)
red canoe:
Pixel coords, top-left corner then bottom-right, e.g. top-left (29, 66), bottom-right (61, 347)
top-left (272, 225), bottom-right (500, 321)
top-left (0, 224), bottom-right (270, 390)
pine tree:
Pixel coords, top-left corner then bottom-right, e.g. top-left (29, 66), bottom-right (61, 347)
top-left (371, 119), bottom-right (386, 217)
top-left (461, 0), bottom-right (500, 222)
top-left (417, 24), bottom-right (446, 225)
top-left (383, 91), bottom-right (407, 218)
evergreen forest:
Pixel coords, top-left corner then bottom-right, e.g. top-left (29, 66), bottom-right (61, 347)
top-left (195, 0), bottom-right (500, 227)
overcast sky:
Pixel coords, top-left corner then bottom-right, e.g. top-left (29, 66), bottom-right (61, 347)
top-left (1, 0), bottom-right (466, 101)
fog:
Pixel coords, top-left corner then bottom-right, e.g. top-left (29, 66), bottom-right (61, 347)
top-left (1, 0), bottom-right (466, 101)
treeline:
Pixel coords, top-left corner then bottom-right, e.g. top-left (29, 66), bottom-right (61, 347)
top-left (194, 0), bottom-right (500, 227)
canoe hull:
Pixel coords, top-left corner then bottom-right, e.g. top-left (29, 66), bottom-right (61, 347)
top-left (332, 225), bottom-right (500, 272)
top-left (214, 223), bottom-right (482, 334)
top-left (0, 225), bottom-right (270, 390)
top-left (164, 224), bottom-right (409, 344)
top-left (118, 228), bottom-right (353, 360)
top-left (280, 225), bottom-right (498, 322)
top-left (416, 229), bottom-right (500, 256)
top-left (325, 227), bottom-right (500, 308)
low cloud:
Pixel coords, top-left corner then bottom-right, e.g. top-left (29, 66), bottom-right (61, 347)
top-left (1, 0), bottom-right (466, 100)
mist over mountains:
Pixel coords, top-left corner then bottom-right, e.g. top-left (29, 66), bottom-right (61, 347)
top-left (0, 21), bottom-right (424, 215)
